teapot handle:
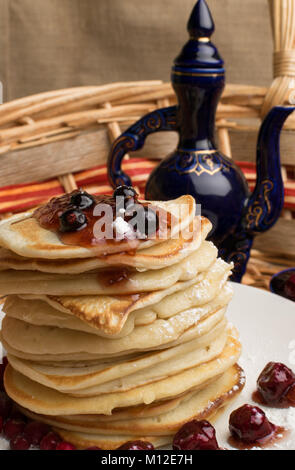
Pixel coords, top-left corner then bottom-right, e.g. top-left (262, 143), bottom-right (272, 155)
top-left (107, 106), bottom-right (178, 188)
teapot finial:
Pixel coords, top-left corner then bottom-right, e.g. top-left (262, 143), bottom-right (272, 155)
top-left (188, 0), bottom-right (215, 39)
top-left (173, 0), bottom-right (223, 70)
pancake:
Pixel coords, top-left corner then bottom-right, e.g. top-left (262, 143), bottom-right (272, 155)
top-left (0, 196), bottom-right (196, 260)
top-left (3, 279), bottom-right (199, 338)
top-left (0, 238), bottom-right (217, 279)
top-left (0, 241), bottom-right (217, 296)
top-left (4, 331), bottom-right (241, 416)
top-left (0, 219), bottom-right (210, 276)
top-left (2, 258), bottom-right (232, 336)
top-left (99, 217), bottom-right (210, 270)
top-left (4, 296), bottom-right (157, 340)
top-left (6, 319), bottom-right (227, 395)
top-left (18, 365), bottom-right (244, 440)
top-left (0, 218), bottom-right (211, 274)
top-left (1, 305), bottom-right (228, 361)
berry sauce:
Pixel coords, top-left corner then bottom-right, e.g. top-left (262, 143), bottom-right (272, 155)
top-left (228, 426), bottom-right (286, 450)
top-left (33, 189), bottom-right (171, 253)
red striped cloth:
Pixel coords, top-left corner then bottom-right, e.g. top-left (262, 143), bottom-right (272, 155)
top-left (0, 158), bottom-right (294, 214)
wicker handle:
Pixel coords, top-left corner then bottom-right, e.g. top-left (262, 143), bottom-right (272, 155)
top-left (107, 106), bottom-right (177, 187)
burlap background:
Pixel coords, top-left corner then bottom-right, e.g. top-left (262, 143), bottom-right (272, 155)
top-left (0, 0), bottom-right (272, 101)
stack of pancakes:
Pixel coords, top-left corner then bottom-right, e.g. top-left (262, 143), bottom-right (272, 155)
top-left (0, 194), bottom-right (244, 449)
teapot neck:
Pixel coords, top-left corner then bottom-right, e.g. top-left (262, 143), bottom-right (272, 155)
top-left (173, 72), bottom-right (225, 151)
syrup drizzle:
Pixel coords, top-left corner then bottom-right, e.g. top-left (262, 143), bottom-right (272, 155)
top-left (97, 268), bottom-right (131, 287)
top-left (33, 192), bottom-right (172, 253)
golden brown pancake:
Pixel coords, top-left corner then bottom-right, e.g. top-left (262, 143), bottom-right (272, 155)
top-left (0, 196), bottom-right (196, 260)
top-left (0, 241), bottom-right (217, 296)
top-left (1, 307), bottom-right (228, 361)
top-left (17, 365), bottom-right (244, 449)
top-left (2, 258), bottom-right (232, 338)
top-left (6, 320), bottom-right (228, 395)
top-left (4, 331), bottom-right (241, 416)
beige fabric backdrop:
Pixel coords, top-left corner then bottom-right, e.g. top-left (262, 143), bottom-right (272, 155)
top-left (0, 0), bottom-right (272, 101)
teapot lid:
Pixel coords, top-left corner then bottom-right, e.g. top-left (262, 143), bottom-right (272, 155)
top-left (173, 0), bottom-right (224, 71)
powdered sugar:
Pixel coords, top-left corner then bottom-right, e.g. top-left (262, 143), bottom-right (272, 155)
top-left (112, 216), bottom-right (133, 238)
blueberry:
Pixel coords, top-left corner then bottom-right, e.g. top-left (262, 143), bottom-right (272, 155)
top-left (70, 190), bottom-right (95, 210)
top-left (59, 209), bottom-right (87, 232)
top-left (113, 186), bottom-right (138, 201)
top-left (113, 186), bottom-right (138, 213)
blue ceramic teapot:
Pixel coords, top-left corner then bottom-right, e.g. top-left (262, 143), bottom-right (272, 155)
top-left (108, 0), bottom-right (294, 282)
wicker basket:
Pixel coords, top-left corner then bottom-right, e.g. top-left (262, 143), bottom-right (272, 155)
top-left (0, 80), bottom-right (294, 290)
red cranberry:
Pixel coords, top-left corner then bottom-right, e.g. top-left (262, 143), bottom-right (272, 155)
top-left (117, 441), bottom-right (154, 450)
top-left (257, 362), bottom-right (295, 405)
top-left (4, 418), bottom-right (26, 440)
top-left (85, 446), bottom-right (102, 450)
top-left (40, 431), bottom-right (61, 450)
top-left (173, 420), bottom-right (220, 450)
top-left (10, 435), bottom-right (30, 450)
top-left (229, 404), bottom-right (275, 443)
top-left (0, 391), bottom-right (12, 419)
top-left (56, 441), bottom-right (76, 450)
top-left (0, 356), bottom-right (8, 390)
top-left (285, 274), bottom-right (295, 301)
top-left (271, 270), bottom-right (295, 301)
top-left (24, 421), bottom-right (51, 445)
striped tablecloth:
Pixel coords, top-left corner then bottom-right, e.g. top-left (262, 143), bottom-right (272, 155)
top-left (0, 158), bottom-right (294, 215)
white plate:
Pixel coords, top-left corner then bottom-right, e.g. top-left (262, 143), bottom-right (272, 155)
top-left (215, 283), bottom-right (295, 450)
top-left (0, 284), bottom-right (294, 450)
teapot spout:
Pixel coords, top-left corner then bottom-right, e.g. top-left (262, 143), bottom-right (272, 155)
top-left (244, 105), bottom-right (295, 233)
